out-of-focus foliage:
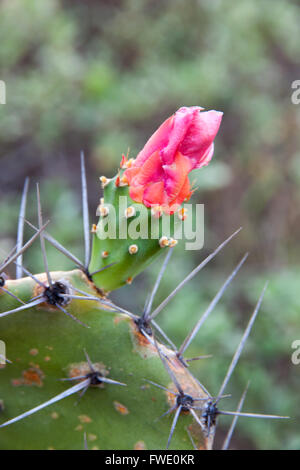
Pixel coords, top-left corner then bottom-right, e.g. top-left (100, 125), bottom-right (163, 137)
top-left (0, 0), bottom-right (300, 449)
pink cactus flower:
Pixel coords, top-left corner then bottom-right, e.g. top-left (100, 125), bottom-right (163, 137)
top-left (124, 106), bottom-right (223, 214)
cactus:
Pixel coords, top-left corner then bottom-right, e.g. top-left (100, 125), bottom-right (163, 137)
top-left (0, 108), bottom-right (289, 450)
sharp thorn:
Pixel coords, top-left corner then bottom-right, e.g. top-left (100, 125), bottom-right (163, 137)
top-left (156, 404), bottom-right (177, 422)
top-left (25, 219), bottom-right (85, 270)
top-left (186, 427), bottom-right (198, 450)
top-left (0, 286), bottom-right (26, 305)
top-left (13, 261), bottom-right (46, 288)
top-left (222, 381), bottom-right (250, 450)
top-left (144, 379), bottom-right (177, 396)
top-left (144, 248), bottom-right (173, 320)
top-left (192, 397), bottom-right (215, 402)
top-left (143, 293), bottom-right (151, 316)
top-left (151, 319), bottom-right (177, 351)
top-left (36, 184), bottom-right (52, 287)
top-left (217, 282), bottom-right (269, 400)
top-left (0, 379), bottom-right (91, 428)
top-left (166, 405), bottom-right (182, 450)
top-left (77, 384), bottom-right (90, 401)
top-left (69, 286), bottom-right (137, 319)
top-left (16, 178), bottom-right (29, 279)
top-left (189, 374), bottom-right (211, 398)
top-left (69, 288), bottom-right (127, 314)
top-left (60, 376), bottom-right (88, 382)
top-left (61, 294), bottom-right (99, 301)
top-left (140, 329), bottom-right (156, 348)
top-left (189, 408), bottom-right (206, 433)
top-left (0, 298), bottom-right (45, 318)
top-left (0, 221), bottom-right (50, 273)
top-left (0, 244), bottom-right (17, 270)
top-left (178, 253), bottom-right (249, 357)
top-left (154, 338), bottom-right (184, 396)
top-left (55, 303), bottom-right (90, 328)
top-left (69, 285), bottom-right (99, 298)
top-left (219, 411), bottom-right (289, 420)
top-left (149, 228), bottom-right (243, 321)
top-left (80, 151), bottom-right (91, 269)
top-left (99, 299), bottom-right (137, 319)
top-left (30, 294), bottom-right (44, 301)
top-left (83, 348), bottom-right (95, 372)
top-left (89, 262), bottom-right (117, 277)
top-left (100, 377), bottom-right (126, 387)
top-left (185, 355), bottom-right (213, 362)
top-left (61, 294), bottom-right (120, 316)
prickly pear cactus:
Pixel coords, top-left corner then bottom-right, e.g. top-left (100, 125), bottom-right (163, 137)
top-left (0, 108), bottom-right (288, 450)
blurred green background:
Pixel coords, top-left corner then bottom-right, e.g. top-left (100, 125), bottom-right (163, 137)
top-left (0, 0), bottom-right (300, 450)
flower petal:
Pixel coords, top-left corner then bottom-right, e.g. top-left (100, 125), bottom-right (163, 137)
top-left (132, 151), bottom-right (163, 186)
top-left (160, 107), bottom-right (199, 165)
top-left (163, 152), bottom-right (192, 201)
top-left (179, 110), bottom-right (223, 168)
top-left (135, 117), bottom-right (173, 166)
top-left (143, 182), bottom-right (166, 207)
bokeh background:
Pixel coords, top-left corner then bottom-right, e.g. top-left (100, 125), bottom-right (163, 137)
top-left (1, 0), bottom-right (300, 450)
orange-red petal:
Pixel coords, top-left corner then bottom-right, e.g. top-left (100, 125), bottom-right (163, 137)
top-left (143, 181), bottom-right (166, 207)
